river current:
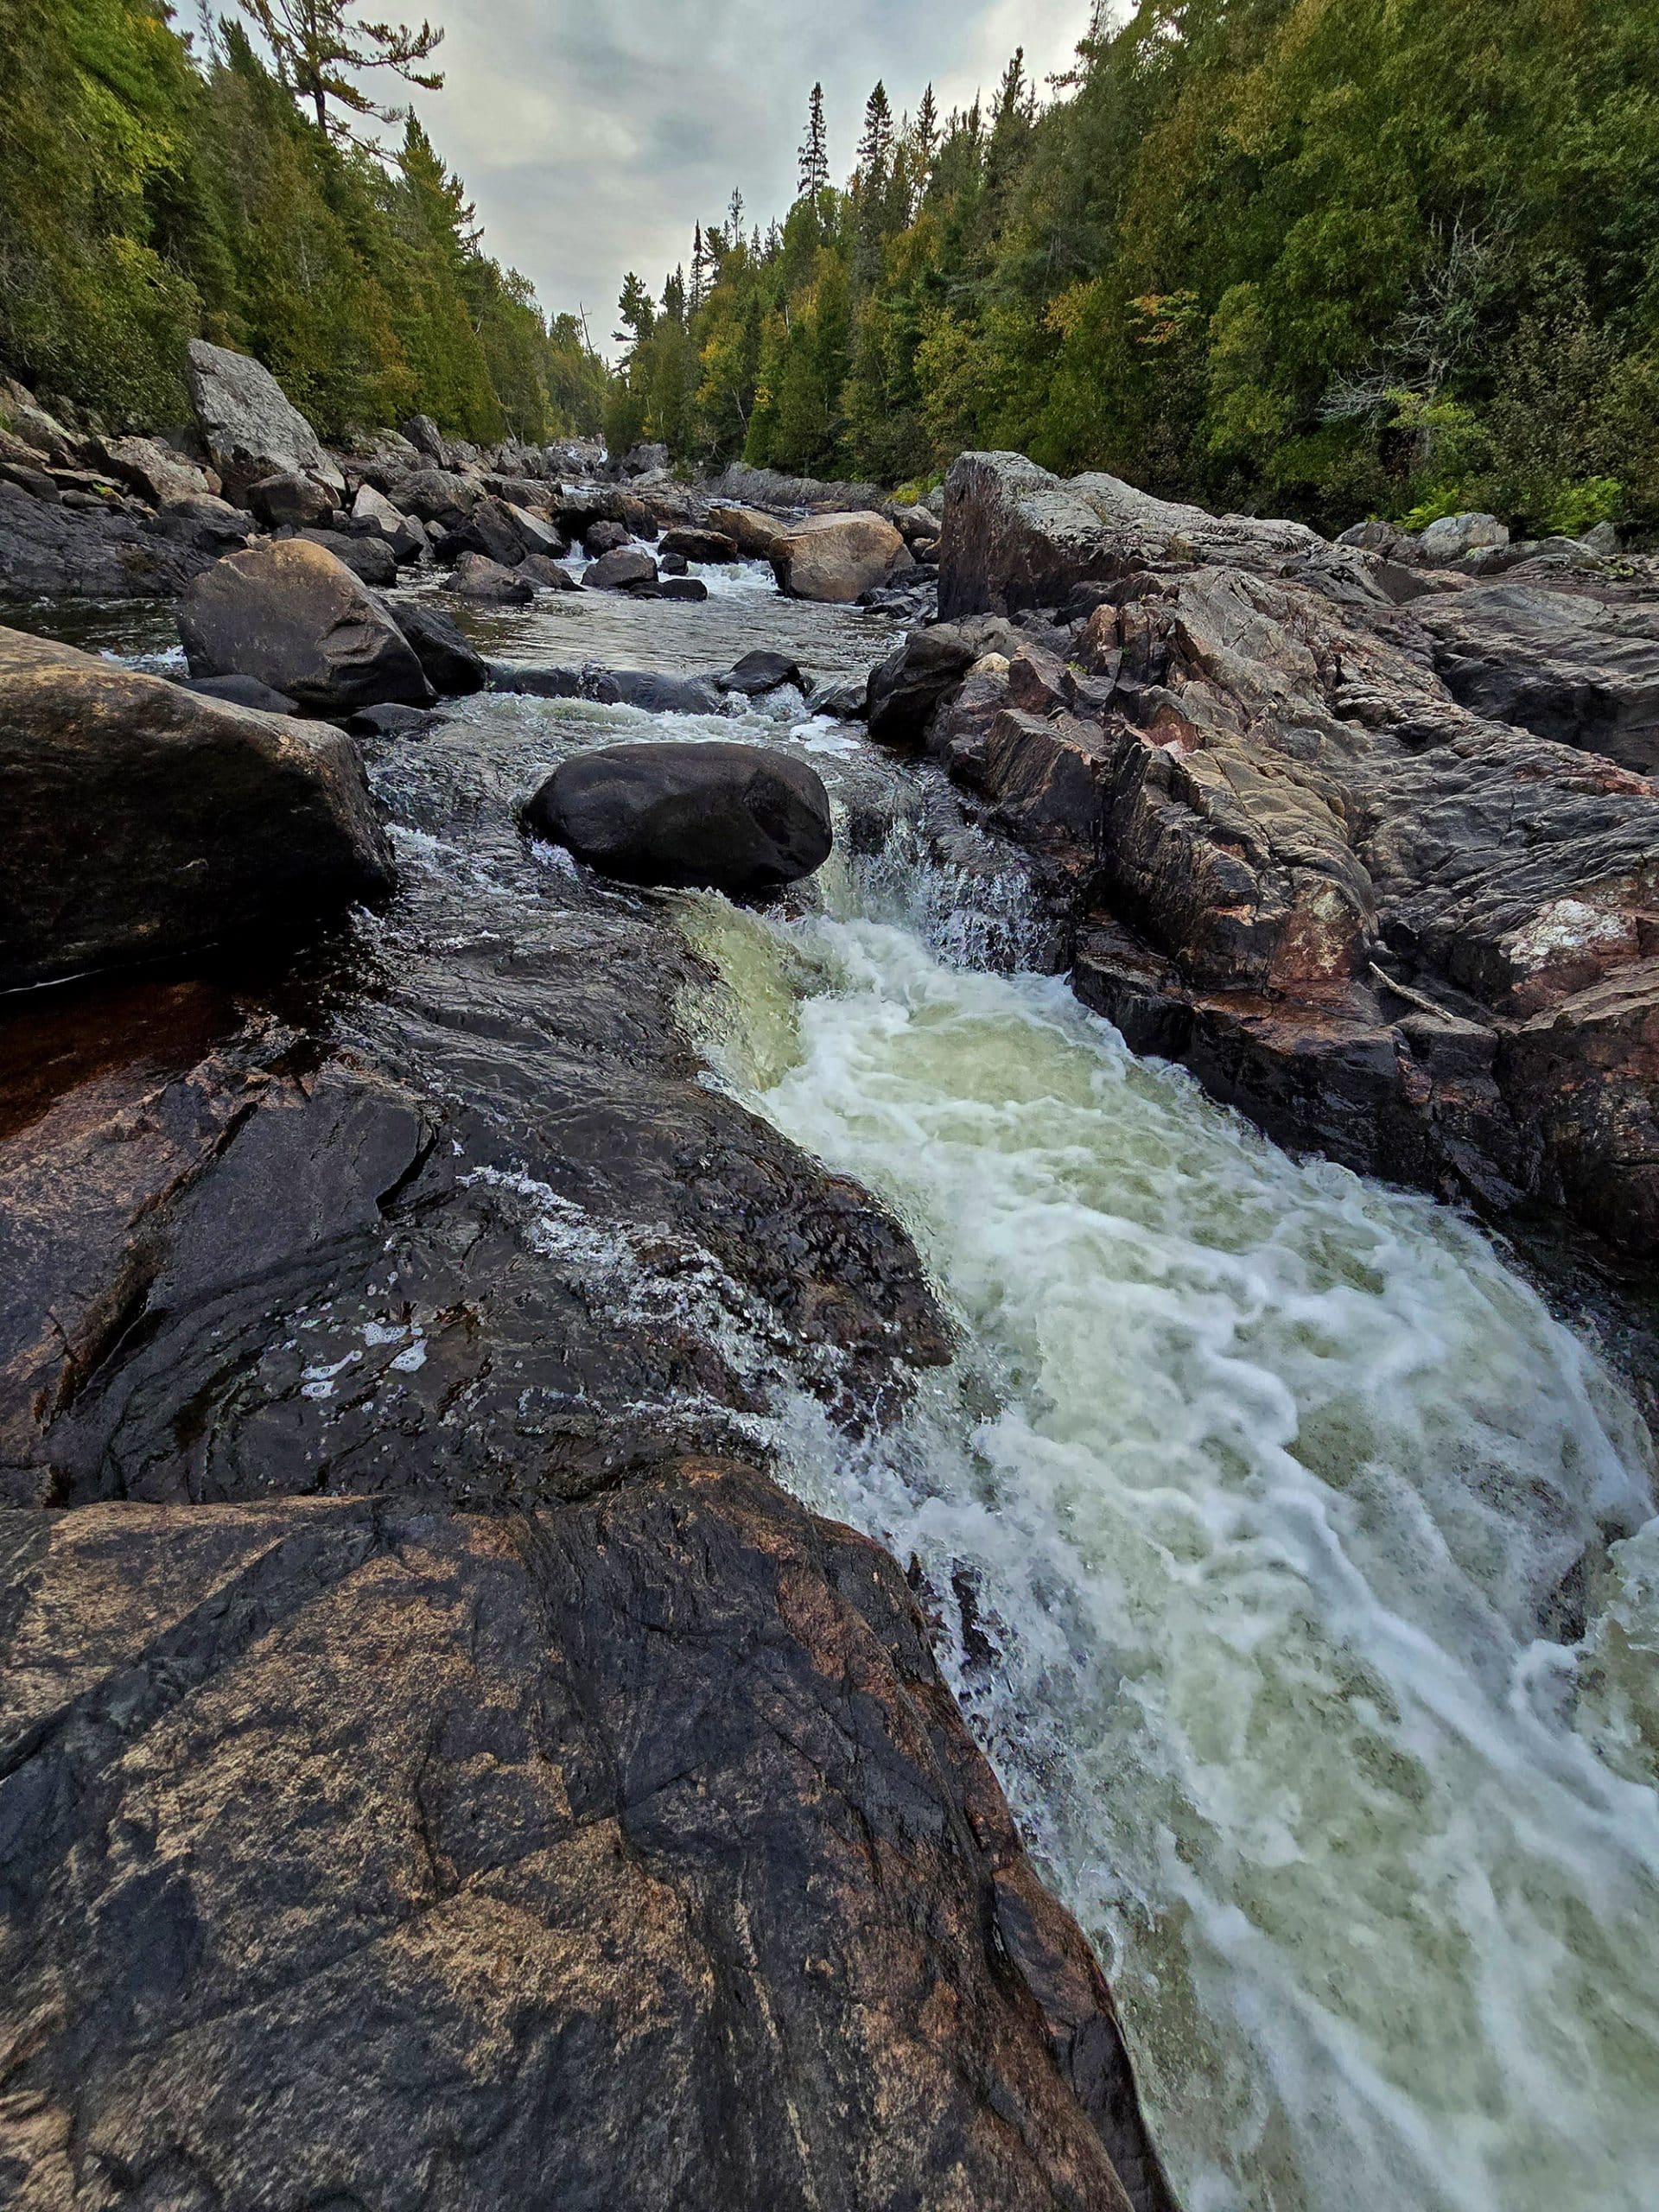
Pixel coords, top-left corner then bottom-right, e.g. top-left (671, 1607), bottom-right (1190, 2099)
top-left (70, 552), bottom-right (1659, 2211)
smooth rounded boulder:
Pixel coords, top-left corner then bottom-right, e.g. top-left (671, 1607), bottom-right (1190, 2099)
top-left (523, 741), bottom-right (833, 895)
top-left (770, 512), bottom-right (906, 603)
top-left (586, 547), bottom-right (658, 593)
top-left (177, 539), bottom-right (434, 715)
top-left (0, 625), bottom-right (394, 990)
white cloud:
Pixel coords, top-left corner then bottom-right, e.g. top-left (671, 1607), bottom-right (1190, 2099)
top-left (395, 0), bottom-right (1095, 335)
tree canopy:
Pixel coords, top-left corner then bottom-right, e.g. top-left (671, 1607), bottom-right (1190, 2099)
top-left (605, 3), bottom-right (1659, 532)
top-left (0, 0), bottom-right (606, 442)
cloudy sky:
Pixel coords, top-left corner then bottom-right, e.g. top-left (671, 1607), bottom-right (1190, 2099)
top-left (396, 1), bottom-right (1096, 351)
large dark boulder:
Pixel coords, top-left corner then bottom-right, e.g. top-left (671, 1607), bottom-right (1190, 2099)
top-left (0, 625), bottom-right (393, 990)
top-left (392, 601), bottom-right (488, 696)
top-left (660, 525), bottom-right (739, 564)
top-left (587, 547), bottom-right (659, 593)
top-left (448, 550), bottom-right (532, 603)
top-left (149, 493), bottom-right (257, 556)
top-left (866, 623), bottom-right (994, 742)
top-left (185, 339), bottom-right (344, 502)
top-left (396, 469), bottom-right (483, 528)
top-left (524, 741), bottom-right (832, 894)
top-left (177, 539), bottom-right (434, 715)
top-left (717, 650), bottom-right (806, 698)
top-left (583, 518), bottom-right (631, 556)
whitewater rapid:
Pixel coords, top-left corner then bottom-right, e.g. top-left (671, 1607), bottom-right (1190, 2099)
top-left (682, 839), bottom-right (1659, 2212)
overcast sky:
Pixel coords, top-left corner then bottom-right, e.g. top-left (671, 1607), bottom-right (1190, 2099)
top-left (395, 1), bottom-right (1096, 351)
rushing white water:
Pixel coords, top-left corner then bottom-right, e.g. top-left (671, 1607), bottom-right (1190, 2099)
top-left (680, 846), bottom-right (1659, 2212)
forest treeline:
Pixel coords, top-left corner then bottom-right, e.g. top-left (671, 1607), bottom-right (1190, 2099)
top-left (0, 0), bottom-right (607, 445)
top-left (609, 0), bottom-right (1659, 533)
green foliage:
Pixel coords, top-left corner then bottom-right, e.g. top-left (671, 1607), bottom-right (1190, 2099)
top-left (608, 2), bottom-right (1659, 530)
top-left (0, 2), bottom-right (602, 443)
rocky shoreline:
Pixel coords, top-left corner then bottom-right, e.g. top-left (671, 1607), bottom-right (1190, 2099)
top-left (3, 346), bottom-right (1656, 2208)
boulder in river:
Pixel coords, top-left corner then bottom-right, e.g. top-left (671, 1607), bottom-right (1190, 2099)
top-left (177, 539), bottom-right (434, 715)
top-left (716, 650), bottom-right (806, 699)
top-left (149, 493), bottom-right (257, 556)
top-left (656, 576), bottom-right (709, 602)
top-left (523, 740), bottom-right (833, 894)
top-left (185, 338), bottom-right (345, 501)
top-left (0, 624), bottom-right (393, 990)
top-left (583, 518), bottom-right (632, 556)
top-left (448, 550), bottom-right (533, 603)
top-left (390, 601), bottom-right (488, 696)
top-left (660, 525), bottom-right (739, 564)
top-left (708, 503), bottom-right (790, 558)
top-left (770, 512), bottom-right (907, 603)
top-left (519, 552), bottom-right (578, 591)
top-left (396, 468), bottom-right (483, 527)
top-left (586, 546), bottom-right (659, 593)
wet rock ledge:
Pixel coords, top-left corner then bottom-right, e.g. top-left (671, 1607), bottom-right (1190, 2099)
top-left (1, 626), bottom-right (1171, 2209)
top-left (874, 451), bottom-right (1659, 1261)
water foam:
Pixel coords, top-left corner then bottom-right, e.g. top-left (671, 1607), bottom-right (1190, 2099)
top-left (681, 868), bottom-right (1659, 2212)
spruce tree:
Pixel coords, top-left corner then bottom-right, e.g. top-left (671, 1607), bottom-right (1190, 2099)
top-left (798, 82), bottom-right (829, 200)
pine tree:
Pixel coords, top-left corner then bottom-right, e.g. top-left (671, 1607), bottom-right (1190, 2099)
top-left (798, 82), bottom-right (829, 199)
top-left (690, 222), bottom-right (708, 311)
top-left (238, 0), bottom-right (444, 137)
top-left (856, 81), bottom-right (894, 183)
top-left (915, 83), bottom-right (939, 173)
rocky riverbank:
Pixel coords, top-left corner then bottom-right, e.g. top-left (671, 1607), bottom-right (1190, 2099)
top-left (4, 342), bottom-right (1657, 2209)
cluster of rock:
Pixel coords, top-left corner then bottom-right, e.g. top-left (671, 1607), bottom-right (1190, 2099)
top-left (0, 344), bottom-right (941, 620)
top-left (861, 452), bottom-right (1659, 1258)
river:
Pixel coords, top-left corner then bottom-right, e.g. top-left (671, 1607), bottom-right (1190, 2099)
top-left (50, 550), bottom-right (1659, 2210)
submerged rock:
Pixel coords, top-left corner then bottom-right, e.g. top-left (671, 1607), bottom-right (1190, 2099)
top-left (177, 539), bottom-right (434, 715)
top-left (524, 740), bottom-right (832, 894)
top-left (0, 625), bottom-right (393, 991)
top-left (770, 512), bottom-right (906, 603)
top-left (185, 338), bottom-right (345, 501)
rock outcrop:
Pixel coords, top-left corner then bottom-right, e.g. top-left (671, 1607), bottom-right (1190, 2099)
top-left (0, 625), bottom-right (393, 990)
top-left (524, 740), bottom-right (833, 894)
top-left (185, 339), bottom-right (345, 501)
top-left (0, 480), bottom-right (220, 599)
top-left (919, 453), bottom-right (1659, 1256)
top-left (771, 512), bottom-right (907, 603)
top-left (177, 539), bottom-right (434, 715)
top-left (0, 1474), bottom-right (1167, 2212)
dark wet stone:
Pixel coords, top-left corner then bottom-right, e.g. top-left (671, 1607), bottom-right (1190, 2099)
top-left (523, 740), bottom-right (832, 896)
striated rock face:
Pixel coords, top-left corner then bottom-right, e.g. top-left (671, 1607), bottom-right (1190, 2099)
top-left (925, 455), bottom-right (1659, 1255)
top-left (1414, 582), bottom-right (1659, 774)
top-left (178, 539), bottom-right (434, 715)
top-left (771, 512), bottom-right (907, 603)
top-left (0, 626), bottom-right (394, 992)
top-left (0, 1472), bottom-right (1168, 2212)
top-left (185, 338), bottom-right (345, 500)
